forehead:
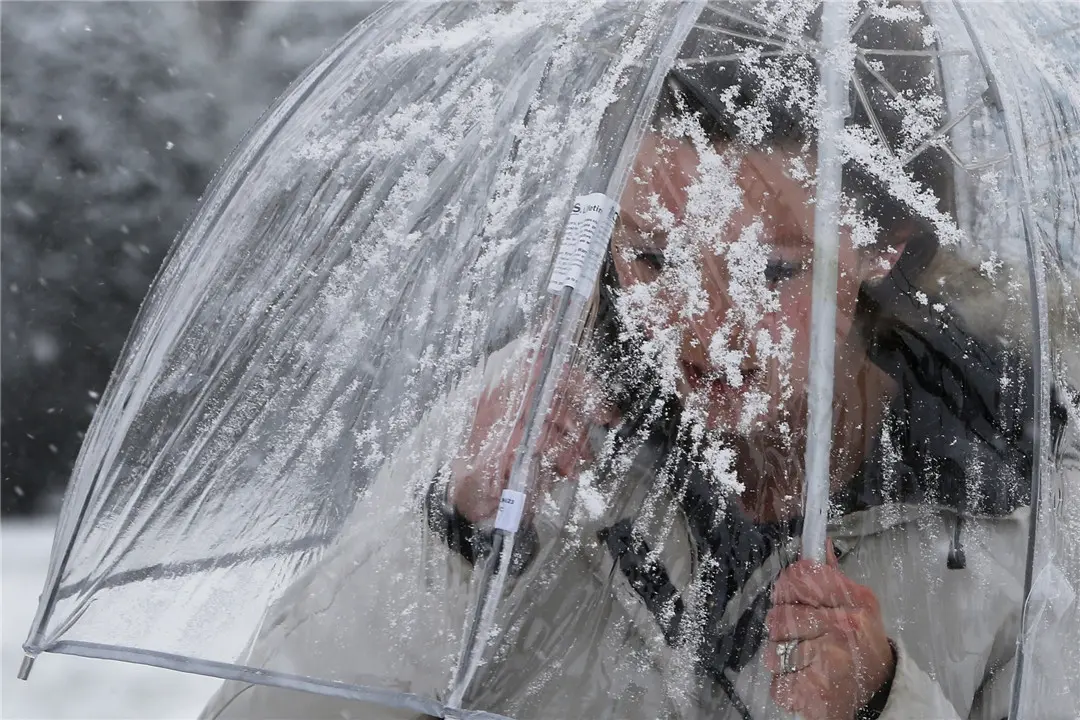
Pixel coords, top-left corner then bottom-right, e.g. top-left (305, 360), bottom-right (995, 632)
top-left (618, 133), bottom-right (817, 242)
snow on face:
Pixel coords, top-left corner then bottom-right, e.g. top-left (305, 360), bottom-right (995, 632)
top-left (611, 131), bottom-right (895, 437)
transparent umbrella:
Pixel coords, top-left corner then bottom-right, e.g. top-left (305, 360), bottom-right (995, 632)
top-left (20, 2), bottom-right (1080, 719)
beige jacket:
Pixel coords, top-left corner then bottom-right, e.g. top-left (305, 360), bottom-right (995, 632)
top-left (199, 343), bottom-right (1080, 720)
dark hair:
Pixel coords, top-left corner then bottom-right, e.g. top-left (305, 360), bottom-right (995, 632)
top-left (666, 1), bottom-right (954, 289)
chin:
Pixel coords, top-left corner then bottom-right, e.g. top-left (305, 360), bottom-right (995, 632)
top-left (704, 402), bottom-right (779, 436)
top-left (741, 490), bottom-right (802, 524)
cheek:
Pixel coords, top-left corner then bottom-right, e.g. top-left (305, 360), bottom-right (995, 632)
top-left (767, 279), bottom-right (815, 367)
top-left (769, 260), bottom-right (863, 353)
top-left (610, 250), bottom-right (633, 289)
top-left (834, 258), bottom-right (865, 339)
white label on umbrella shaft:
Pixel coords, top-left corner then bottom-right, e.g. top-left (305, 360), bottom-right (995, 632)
top-left (494, 489), bottom-right (527, 532)
top-left (547, 193), bottom-right (619, 298)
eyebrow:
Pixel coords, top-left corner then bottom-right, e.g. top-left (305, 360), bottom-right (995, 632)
top-left (770, 230), bottom-right (814, 251)
top-left (619, 204), bottom-right (813, 256)
top-left (616, 209), bottom-right (668, 246)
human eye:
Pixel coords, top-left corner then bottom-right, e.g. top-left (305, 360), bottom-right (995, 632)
top-left (633, 248), bottom-right (666, 274)
top-left (764, 258), bottom-right (804, 285)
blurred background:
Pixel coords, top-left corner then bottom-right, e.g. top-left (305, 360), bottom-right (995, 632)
top-left (2, 2), bottom-right (378, 716)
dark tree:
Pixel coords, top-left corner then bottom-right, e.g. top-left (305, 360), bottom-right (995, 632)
top-left (1, 1), bottom-right (377, 514)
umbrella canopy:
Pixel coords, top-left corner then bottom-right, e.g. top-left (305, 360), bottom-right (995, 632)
top-left (22, 2), bottom-right (1080, 719)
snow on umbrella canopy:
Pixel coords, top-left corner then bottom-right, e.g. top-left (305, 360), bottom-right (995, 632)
top-left (21, 2), bottom-right (1080, 719)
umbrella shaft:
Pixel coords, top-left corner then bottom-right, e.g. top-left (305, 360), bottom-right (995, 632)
top-left (802, 0), bottom-right (853, 565)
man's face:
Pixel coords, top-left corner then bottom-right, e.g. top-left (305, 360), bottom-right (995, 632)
top-left (610, 132), bottom-right (897, 437)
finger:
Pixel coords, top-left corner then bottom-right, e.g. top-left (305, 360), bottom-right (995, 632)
top-left (825, 537), bottom-right (840, 568)
top-left (773, 560), bottom-right (860, 608)
top-left (771, 655), bottom-right (855, 720)
top-left (469, 389), bottom-right (525, 457)
top-left (763, 637), bottom-right (821, 675)
top-left (770, 605), bottom-right (870, 652)
top-left (448, 474), bottom-right (503, 522)
top-left (773, 669), bottom-right (820, 716)
top-left (498, 410), bottom-right (528, 471)
top-left (770, 664), bottom-right (829, 718)
top-left (548, 440), bottom-right (589, 482)
top-left (552, 377), bottom-right (617, 431)
top-left (540, 416), bottom-right (590, 467)
top-left (452, 411), bottom-right (528, 523)
top-left (766, 604), bottom-right (844, 642)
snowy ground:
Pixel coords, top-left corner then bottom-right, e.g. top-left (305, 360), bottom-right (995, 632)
top-left (2, 518), bottom-right (219, 719)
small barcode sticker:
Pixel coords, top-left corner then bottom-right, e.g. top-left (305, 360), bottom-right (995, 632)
top-left (547, 193), bottom-right (619, 299)
top-left (493, 489), bottom-right (527, 532)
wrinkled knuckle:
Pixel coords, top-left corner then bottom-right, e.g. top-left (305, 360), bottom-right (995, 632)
top-left (851, 615), bottom-right (869, 639)
top-left (765, 653), bottom-right (782, 674)
top-left (770, 677), bottom-right (796, 709)
top-left (837, 610), bottom-right (859, 636)
top-left (824, 642), bottom-right (849, 666)
top-left (765, 609), bottom-right (780, 636)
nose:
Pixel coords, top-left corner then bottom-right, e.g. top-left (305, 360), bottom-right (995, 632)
top-left (679, 251), bottom-right (746, 368)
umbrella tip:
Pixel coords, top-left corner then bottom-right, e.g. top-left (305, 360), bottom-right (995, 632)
top-left (17, 654), bottom-right (35, 681)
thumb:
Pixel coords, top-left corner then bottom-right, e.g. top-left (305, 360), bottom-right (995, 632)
top-left (824, 537), bottom-right (840, 568)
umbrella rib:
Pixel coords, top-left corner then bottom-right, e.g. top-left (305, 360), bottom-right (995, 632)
top-left (861, 48), bottom-right (971, 58)
top-left (692, 22), bottom-right (797, 50)
top-left (52, 533), bottom-right (337, 601)
top-left (594, 46), bottom-right (642, 68)
top-left (848, 5), bottom-right (874, 40)
top-left (958, 152), bottom-right (1012, 173)
top-left (676, 50), bottom-right (799, 66)
top-left (856, 52), bottom-right (901, 99)
top-left (941, 141), bottom-right (984, 173)
top-left (901, 95), bottom-right (986, 166)
top-left (701, 6), bottom-right (811, 49)
top-left (851, 72), bottom-right (892, 152)
top-left (959, 128), bottom-right (1080, 172)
